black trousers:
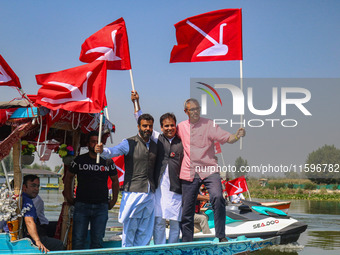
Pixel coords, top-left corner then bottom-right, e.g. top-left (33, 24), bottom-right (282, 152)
top-left (181, 173), bottom-right (226, 242)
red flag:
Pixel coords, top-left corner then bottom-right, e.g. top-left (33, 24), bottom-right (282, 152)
top-left (170, 9), bottom-right (242, 63)
top-left (79, 18), bottom-right (131, 70)
top-left (107, 155), bottom-right (125, 188)
top-left (224, 176), bottom-right (248, 196)
top-left (0, 55), bottom-right (21, 88)
top-left (35, 61), bottom-right (107, 113)
top-left (214, 142), bottom-right (222, 154)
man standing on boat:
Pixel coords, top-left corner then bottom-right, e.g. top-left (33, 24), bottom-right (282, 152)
top-left (178, 98), bottom-right (245, 242)
top-left (131, 91), bottom-right (183, 244)
top-left (64, 131), bottom-right (119, 250)
top-left (22, 174), bottom-right (65, 252)
top-left (95, 114), bottom-right (157, 247)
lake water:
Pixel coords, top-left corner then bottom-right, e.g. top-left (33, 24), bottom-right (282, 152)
top-left (253, 198), bottom-right (340, 255)
top-left (39, 190), bottom-right (340, 254)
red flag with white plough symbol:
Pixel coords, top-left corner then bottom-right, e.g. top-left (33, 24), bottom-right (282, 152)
top-left (79, 18), bottom-right (131, 70)
top-left (36, 61), bottom-right (107, 113)
top-left (170, 9), bottom-right (243, 63)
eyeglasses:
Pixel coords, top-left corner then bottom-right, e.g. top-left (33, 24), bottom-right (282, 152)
top-left (186, 107), bottom-right (201, 112)
top-left (29, 183), bottom-right (40, 188)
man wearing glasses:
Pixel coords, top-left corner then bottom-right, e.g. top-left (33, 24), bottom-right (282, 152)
top-left (177, 98), bottom-right (245, 243)
top-left (22, 174), bottom-right (65, 253)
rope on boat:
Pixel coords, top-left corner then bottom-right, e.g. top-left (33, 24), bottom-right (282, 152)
top-left (71, 112), bottom-right (81, 130)
top-left (35, 115), bottom-right (48, 159)
top-left (1, 160), bottom-right (12, 192)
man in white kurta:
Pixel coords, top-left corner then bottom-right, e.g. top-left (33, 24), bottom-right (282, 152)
top-left (132, 91), bottom-right (183, 244)
top-left (153, 123), bottom-right (183, 244)
top-left (96, 113), bottom-right (157, 247)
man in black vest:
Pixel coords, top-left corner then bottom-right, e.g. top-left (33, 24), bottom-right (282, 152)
top-left (153, 113), bottom-right (183, 244)
top-left (95, 114), bottom-right (158, 247)
top-left (131, 91), bottom-right (184, 244)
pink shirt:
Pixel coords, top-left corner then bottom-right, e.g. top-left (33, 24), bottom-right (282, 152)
top-left (177, 117), bottom-right (231, 181)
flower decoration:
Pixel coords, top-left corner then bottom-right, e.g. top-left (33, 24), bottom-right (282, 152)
top-left (0, 184), bottom-right (32, 222)
top-left (56, 144), bottom-right (74, 158)
top-left (21, 140), bottom-right (36, 156)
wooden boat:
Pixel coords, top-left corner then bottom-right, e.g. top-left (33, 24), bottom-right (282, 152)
top-left (260, 201), bottom-right (291, 213)
top-left (0, 99), bottom-right (117, 244)
top-left (0, 232), bottom-right (280, 254)
top-left (0, 101), bottom-right (281, 254)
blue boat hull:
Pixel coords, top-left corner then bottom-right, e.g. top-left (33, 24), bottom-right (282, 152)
top-left (0, 233), bottom-right (280, 254)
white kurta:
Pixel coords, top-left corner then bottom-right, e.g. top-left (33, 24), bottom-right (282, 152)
top-left (119, 192), bottom-right (155, 223)
top-left (119, 191), bottom-right (155, 247)
top-left (154, 137), bottom-right (182, 221)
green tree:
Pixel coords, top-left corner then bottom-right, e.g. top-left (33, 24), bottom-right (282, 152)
top-left (284, 171), bottom-right (304, 179)
top-left (0, 151), bottom-right (13, 175)
top-left (234, 156), bottom-right (248, 178)
top-left (305, 145), bottom-right (340, 184)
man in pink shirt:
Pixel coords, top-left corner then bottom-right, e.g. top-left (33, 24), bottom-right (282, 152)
top-left (177, 98), bottom-right (245, 242)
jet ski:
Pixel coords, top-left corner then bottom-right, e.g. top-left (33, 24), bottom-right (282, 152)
top-left (194, 200), bottom-right (307, 244)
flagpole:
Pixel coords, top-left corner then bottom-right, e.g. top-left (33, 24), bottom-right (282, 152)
top-left (96, 111), bottom-right (104, 163)
top-left (104, 106), bottom-right (110, 121)
top-left (239, 60), bottom-right (243, 150)
top-left (17, 88), bottom-right (37, 122)
top-left (247, 190), bottom-right (252, 201)
top-left (104, 106), bottom-right (113, 144)
top-left (129, 69), bottom-right (139, 111)
top-left (244, 175), bottom-right (252, 201)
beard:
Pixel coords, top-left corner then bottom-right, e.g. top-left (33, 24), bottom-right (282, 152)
top-left (88, 146), bottom-right (95, 154)
top-left (139, 129), bottom-right (151, 140)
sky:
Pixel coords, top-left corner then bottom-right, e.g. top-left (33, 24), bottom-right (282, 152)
top-left (1, 0), bottom-right (340, 176)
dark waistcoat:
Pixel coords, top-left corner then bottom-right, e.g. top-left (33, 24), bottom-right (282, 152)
top-left (155, 134), bottom-right (183, 194)
top-left (123, 135), bottom-right (157, 193)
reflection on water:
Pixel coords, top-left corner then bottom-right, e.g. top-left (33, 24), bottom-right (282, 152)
top-left (253, 242), bottom-right (305, 255)
top-left (254, 251), bottom-right (298, 255)
top-left (254, 199), bottom-right (340, 255)
top-left (254, 198), bottom-right (340, 216)
top-left (39, 192), bottom-right (340, 255)
top-left (254, 248), bottom-right (298, 255)
top-left (303, 200), bottom-right (340, 215)
top-left (306, 231), bottom-right (340, 250)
